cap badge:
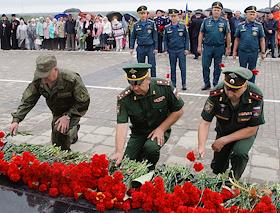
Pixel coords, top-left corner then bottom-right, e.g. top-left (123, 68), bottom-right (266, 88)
top-left (129, 69), bottom-right (137, 74)
top-left (229, 73), bottom-right (237, 78)
top-left (230, 79), bottom-right (235, 84)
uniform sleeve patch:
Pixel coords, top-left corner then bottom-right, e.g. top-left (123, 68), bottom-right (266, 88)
top-left (252, 106), bottom-right (261, 117)
top-left (204, 100), bottom-right (214, 113)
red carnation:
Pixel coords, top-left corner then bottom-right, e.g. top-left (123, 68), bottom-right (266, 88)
top-left (193, 162), bottom-right (204, 172)
top-left (186, 151), bottom-right (196, 162)
top-left (39, 184), bottom-right (48, 192)
top-left (0, 131), bottom-right (5, 138)
top-left (252, 69), bottom-right (259, 75)
top-left (49, 187), bottom-right (59, 197)
top-left (0, 140), bottom-right (4, 147)
top-left (165, 73), bottom-right (170, 79)
top-left (219, 63), bottom-right (225, 69)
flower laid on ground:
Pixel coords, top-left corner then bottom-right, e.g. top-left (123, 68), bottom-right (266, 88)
top-left (252, 69), bottom-right (260, 75)
top-left (193, 162), bottom-right (204, 172)
top-left (186, 150), bottom-right (204, 172)
top-left (0, 130), bottom-right (6, 148)
top-left (219, 63), bottom-right (225, 70)
top-left (186, 150), bottom-right (196, 162)
top-left (0, 130), bottom-right (5, 138)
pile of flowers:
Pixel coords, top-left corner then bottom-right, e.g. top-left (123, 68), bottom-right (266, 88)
top-left (0, 130), bottom-right (279, 212)
top-left (0, 151), bottom-right (277, 212)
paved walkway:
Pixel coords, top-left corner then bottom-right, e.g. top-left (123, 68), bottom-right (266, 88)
top-left (0, 50), bottom-right (279, 184)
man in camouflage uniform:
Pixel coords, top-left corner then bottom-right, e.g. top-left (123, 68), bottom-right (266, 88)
top-left (198, 67), bottom-right (265, 180)
top-left (9, 55), bottom-right (90, 150)
top-left (111, 63), bottom-right (184, 169)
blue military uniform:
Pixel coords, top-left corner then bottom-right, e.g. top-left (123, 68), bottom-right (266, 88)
top-left (164, 9), bottom-right (190, 89)
top-left (154, 10), bottom-right (167, 53)
top-left (264, 16), bottom-right (278, 58)
top-left (200, 15), bottom-right (230, 88)
top-left (235, 21), bottom-right (265, 83)
top-left (130, 6), bottom-right (158, 77)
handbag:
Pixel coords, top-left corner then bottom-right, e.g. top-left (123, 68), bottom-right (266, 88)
top-left (35, 38), bottom-right (42, 45)
top-left (93, 37), bottom-right (100, 46)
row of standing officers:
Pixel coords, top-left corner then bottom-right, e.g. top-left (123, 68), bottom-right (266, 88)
top-left (129, 3), bottom-right (268, 90)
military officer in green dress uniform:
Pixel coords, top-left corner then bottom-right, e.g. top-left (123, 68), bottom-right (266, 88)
top-left (198, 66), bottom-right (265, 180)
top-left (112, 63), bottom-right (184, 169)
top-left (9, 55), bottom-right (90, 150)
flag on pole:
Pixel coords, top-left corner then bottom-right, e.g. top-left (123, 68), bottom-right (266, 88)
top-left (185, 3), bottom-right (189, 25)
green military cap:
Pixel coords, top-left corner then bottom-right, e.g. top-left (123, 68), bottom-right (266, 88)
top-left (137, 5), bottom-right (147, 13)
top-left (222, 67), bottom-right (253, 89)
top-left (212, 1), bottom-right (223, 10)
top-left (168, 9), bottom-right (179, 15)
top-left (34, 55), bottom-right (57, 78)
top-left (123, 63), bottom-right (151, 81)
top-left (244, 6), bottom-right (257, 13)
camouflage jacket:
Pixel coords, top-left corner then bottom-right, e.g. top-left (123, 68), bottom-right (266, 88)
top-left (12, 69), bottom-right (90, 123)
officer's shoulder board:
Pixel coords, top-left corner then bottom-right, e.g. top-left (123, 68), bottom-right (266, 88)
top-left (238, 21), bottom-right (246, 26)
top-left (248, 83), bottom-right (263, 101)
top-left (118, 88), bottom-right (132, 101)
top-left (156, 79), bottom-right (171, 86)
top-left (210, 88), bottom-right (224, 97)
top-left (147, 19), bottom-right (155, 24)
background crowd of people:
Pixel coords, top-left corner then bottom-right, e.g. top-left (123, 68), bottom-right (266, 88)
top-left (0, 6), bottom-right (279, 57)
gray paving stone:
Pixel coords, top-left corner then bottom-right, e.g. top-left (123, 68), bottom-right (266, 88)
top-left (71, 142), bottom-right (93, 153)
top-left (102, 136), bottom-right (115, 147)
top-left (93, 126), bottom-right (115, 136)
top-left (250, 167), bottom-right (279, 183)
top-left (8, 135), bottom-right (34, 143)
top-left (92, 145), bottom-right (114, 156)
top-left (165, 156), bottom-right (188, 166)
top-left (79, 125), bottom-right (98, 134)
top-left (251, 155), bottom-right (279, 170)
top-left (0, 51), bottom-right (279, 184)
top-left (176, 136), bottom-right (197, 149)
top-left (26, 136), bottom-right (51, 145)
top-left (80, 134), bottom-right (107, 144)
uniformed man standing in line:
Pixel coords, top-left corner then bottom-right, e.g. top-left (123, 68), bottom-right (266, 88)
top-left (111, 63), bottom-right (184, 169)
top-left (130, 6), bottom-right (158, 77)
top-left (263, 10), bottom-right (278, 58)
top-left (9, 55), bottom-right (90, 150)
top-left (198, 67), bottom-right (265, 180)
top-left (163, 9), bottom-right (190, 90)
top-left (189, 10), bottom-right (205, 59)
top-left (198, 2), bottom-right (231, 90)
top-left (154, 9), bottom-right (166, 53)
top-left (233, 6), bottom-right (266, 83)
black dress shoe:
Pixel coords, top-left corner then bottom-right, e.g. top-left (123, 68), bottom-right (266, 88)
top-left (182, 86), bottom-right (187, 90)
top-left (201, 85), bottom-right (211, 90)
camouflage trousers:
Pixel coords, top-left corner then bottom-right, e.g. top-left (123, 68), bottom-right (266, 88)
top-left (51, 116), bottom-right (80, 150)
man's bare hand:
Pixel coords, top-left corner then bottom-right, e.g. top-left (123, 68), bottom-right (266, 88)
top-left (55, 116), bottom-right (70, 134)
top-left (9, 122), bottom-right (19, 136)
top-left (111, 152), bottom-right (124, 166)
top-left (148, 127), bottom-right (165, 146)
top-left (212, 137), bottom-right (226, 152)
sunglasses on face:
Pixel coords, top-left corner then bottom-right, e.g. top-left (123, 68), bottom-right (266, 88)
top-left (128, 79), bottom-right (144, 86)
